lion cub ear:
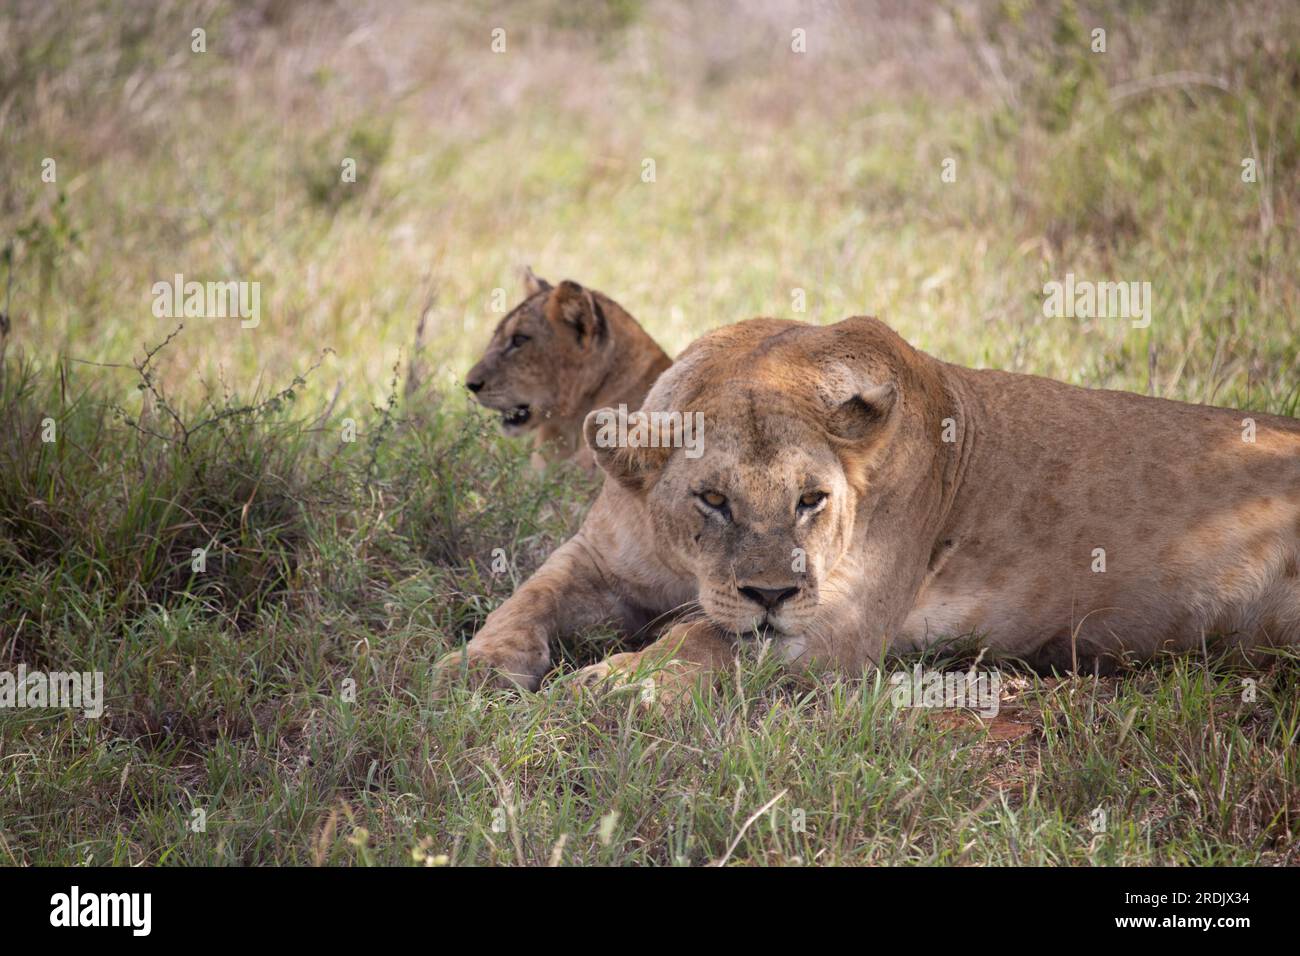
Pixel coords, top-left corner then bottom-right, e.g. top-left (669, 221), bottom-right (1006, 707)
top-left (583, 407), bottom-right (670, 492)
top-left (522, 265), bottom-right (551, 297)
top-left (547, 280), bottom-right (607, 348)
top-left (826, 382), bottom-right (897, 442)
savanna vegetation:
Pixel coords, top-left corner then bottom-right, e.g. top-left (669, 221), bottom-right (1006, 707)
top-left (0, 0), bottom-right (1297, 865)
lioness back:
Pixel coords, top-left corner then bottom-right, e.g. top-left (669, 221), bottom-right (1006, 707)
top-left (917, 363), bottom-right (1300, 669)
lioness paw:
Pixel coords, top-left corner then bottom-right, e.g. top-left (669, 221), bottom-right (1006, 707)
top-left (572, 653), bottom-right (707, 711)
top-left (431, 644), bottom-right (544, 698)
top-left (573, 653), bottom-right (640, 688)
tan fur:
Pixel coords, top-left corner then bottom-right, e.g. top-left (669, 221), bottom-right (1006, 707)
top-left (436, 315), bottom-right (1300, 694)
top-left (464, 269), bottom-right (671, 471)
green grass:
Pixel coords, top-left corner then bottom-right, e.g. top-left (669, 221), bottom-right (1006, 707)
top-left (1, 0), bottom-right (1298, 865)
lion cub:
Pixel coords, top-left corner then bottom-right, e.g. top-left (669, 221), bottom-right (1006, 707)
top-left (464, 269), bottom-right (671, 472)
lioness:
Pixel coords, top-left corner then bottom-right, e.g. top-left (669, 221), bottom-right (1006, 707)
top-left (464, 269), bottom-right (671, 471)
top-left (436, 315), bottom-right (1300, 697)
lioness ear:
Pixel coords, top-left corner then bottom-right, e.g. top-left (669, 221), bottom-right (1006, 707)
top-left (827, 382), bottom-right (897, 442)
top-left (548, 279), bottom-right (607, 348)
top-left (522, 265), bottom-right (551, 297)
top-left (583, 407), bottom-right (670, 493)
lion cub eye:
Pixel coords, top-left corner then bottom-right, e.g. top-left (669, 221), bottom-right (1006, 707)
top-left (797, 491), bottom-right (828, 512)
top-left (698, 491), bottom-right (728, 510)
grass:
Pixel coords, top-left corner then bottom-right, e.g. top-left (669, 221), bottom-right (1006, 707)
top-left (0, 0), bottom-right (1298, 865)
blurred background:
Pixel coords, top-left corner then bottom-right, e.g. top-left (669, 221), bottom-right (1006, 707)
top-left (2, 0), bottom-right (1296, 416)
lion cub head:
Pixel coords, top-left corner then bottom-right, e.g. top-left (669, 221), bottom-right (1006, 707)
top-left (465, 268), bottom-right (582, 436)
top-left (585, 318), bottom-right (922, 638)
top-left (466, 269), bottom-right (670, 467)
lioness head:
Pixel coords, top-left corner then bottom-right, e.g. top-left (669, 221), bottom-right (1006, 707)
top-left (465, 268), bottom-right (616, 437)
top-left (585, 317), bottom-right (929, 639)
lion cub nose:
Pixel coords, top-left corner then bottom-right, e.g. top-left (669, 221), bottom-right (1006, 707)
top-left (738, 585), bottom-right (800, 610)
top-left (465, 378), bottom-right (485, 393)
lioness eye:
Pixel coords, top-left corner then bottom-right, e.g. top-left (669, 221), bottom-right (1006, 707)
top-left (798, 491), bottom-right (827, 511)
top-left (699, 491), bottom-right (727, 509)
top-left (509, 333), bottom-right (529, 349)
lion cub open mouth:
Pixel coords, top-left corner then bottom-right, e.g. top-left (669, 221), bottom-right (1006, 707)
top-left (501, 404), bottom-right (531, 429)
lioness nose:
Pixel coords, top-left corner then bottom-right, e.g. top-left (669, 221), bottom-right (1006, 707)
top-left (738, 585), bottom-right (800, 610)
top-left (465, 378), bottom-right (484, 393)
